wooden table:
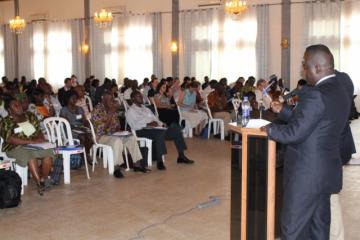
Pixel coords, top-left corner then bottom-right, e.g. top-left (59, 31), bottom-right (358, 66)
top-left (229, 123), bottom-right (277, 240)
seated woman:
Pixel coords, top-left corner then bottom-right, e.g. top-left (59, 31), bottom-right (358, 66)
top-left (74, 85), bottom-right (91, 119)
top-left (60, 90), bottom-right (93, 159)
top-left (153, 81), bottom-right (180, 127)
top-left (92, 92), bottom-right (149, 176)
top-left (207, 83), bottom-right (232, 137)
top-left (0, 96), bottom-right (54, 195)
top-left (28, 88), bottom-right (56, 134)
top-left (177, 81), bottom-right (208, 135)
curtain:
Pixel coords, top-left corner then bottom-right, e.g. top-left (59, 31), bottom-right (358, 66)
top-left (341, 1), bottom-right (360, 94)
top-left (0, 25), bottom-right (5, 78)
top-left (71, 19), bottom-right (86, 84)
top-left (256, 5), bottom-right (269, 79)
top-left (304, 0), bottom-right (341, 68)
top-left (18, 23), bottom-right (34, 79)
top-left (179, 6), bottom-right (268, 83)
top-left (152, 12), bottom-right (163, 79)
top-left (4, 25), bottom-right (16, 80)
top-left (26, 21), bottom-right (73, 89)
top-left (90, 13), bottom-right (157, 84)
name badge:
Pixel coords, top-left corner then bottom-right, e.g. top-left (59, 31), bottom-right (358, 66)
top-left (14, 127), bottom-right (23, 134)
top-left (76, 114), bottom-right (82, 120)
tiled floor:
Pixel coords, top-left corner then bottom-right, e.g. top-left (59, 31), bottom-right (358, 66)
top-left (0, 120), bottom-right (359, 240)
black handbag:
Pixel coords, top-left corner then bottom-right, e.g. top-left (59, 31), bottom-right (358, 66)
top-left (0, 169), bottom-right (22, 209)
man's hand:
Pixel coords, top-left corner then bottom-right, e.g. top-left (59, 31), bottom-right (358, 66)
top-left (260, 124), bottom-right (271, 133)
top-left (270, 101), bottom-right (283, 113)
top-left (147, 121), bottom-right (159, 127)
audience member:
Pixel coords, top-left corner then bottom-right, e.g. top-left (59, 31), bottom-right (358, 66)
top-left (91, 92), bottom-right (149, 176)
top-left (154, 81), bottom-right (180, 127)
top-left (255, 79), bottom-right (272, 110)
top-left (0, 97), bottom-right (54, 195)
top-left (207, 83), bottom-right (232, 137)
top-left (60, 90), bottom-right (93, 157)
top-left (94, 78), bottom-right (112, 105)
top-left (126, 91), bottom-right (194, 170)
top-left (58, 78), bottom-right (72, 106)
top-left (74, 85), bottom-right (91, 119)
top-left (177, 81), bottom-right (208, 135)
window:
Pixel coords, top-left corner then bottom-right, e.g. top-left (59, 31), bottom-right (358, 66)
top-left (341, 4), bottom-right (360, 94)
top-left (32, 22), bottom-right (72, 88)
top-left (103, 15), bottom-right (153, 81)
top-left (181, 9), bottom-right (258, 83)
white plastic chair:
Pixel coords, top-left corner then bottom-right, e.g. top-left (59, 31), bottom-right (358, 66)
top-left (118, 93), bottom-right (130, 130)
top-left (0, 137), bottom-right (27, 195)
top-left (84, 95), bottom-right (93, 112)
top-left (176, 105), bottom-right (193, 138)
top-left (204, 99), bottom-right (225, 140)
top-left (87, 119), bottom-right (121, 174)
top-left (149, 97), bottom-right (159, 117)
top-left (131, 130), bottom-right (153, 168)
top-left (43, 117), bottom-right (90, 184)
top-left (232, 98), bottom-right (242, 122)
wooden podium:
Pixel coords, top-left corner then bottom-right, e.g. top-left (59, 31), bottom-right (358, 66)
top-left (229, 123), bottom-right (278, 240)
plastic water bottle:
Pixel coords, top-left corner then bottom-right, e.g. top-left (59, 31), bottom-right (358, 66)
top-left (241, 96), bottom-right (251, 127)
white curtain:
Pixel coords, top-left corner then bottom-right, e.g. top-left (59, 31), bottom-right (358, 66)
top-left (28, 21), bottom-right (73, 89)
top-left (341, 1), bottom-right (360, 95)
top-left (256, 5), bottom-right (269, 79)
top-left (152, 12), bottom-right (163, 79)
top-left (304, 0), bottom-right (341, 68)
top-left (179, 6), bottom-right (268, 83)
top-left (18, 23), bottom-right (34, 79)
top-left (0, 26), bottom-right (5, 78)
top-left (71, 19), bottom-right (86, 84)
top-left (4, 26), bottom-right (16, 80)
top-left (90, 13), bottom-right (157, 84)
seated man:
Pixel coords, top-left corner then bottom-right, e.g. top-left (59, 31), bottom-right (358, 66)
top-left (91, 92), bottom-right (149, 176)
top-left (126, 90), bottom-right (194, 170)
top-left (254, 79), bottom-right (272, 110)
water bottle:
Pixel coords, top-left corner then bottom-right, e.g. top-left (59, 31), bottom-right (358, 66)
top-left (241, 96), bottom-right (251, 127)
top-left (259, 100), bottom-right (265, 119)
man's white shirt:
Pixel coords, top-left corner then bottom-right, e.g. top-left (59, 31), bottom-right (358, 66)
top-left (126, 104), bottom-right (163, 131)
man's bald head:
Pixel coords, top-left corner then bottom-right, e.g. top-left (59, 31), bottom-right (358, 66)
top-left (303, 44), bottom-right (335, 85)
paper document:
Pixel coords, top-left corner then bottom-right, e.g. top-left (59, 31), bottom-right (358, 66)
top-left (245, 119), bottom-right (271, 129)
top-left (112, 131), bottom-right (132, 137)
top-left (24, 142), bottom-right (56, 150)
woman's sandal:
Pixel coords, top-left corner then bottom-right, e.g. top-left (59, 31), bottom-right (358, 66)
top-left (36, 183), bottom-right (44, 196)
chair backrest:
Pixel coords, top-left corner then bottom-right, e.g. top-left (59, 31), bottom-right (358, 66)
top-left (87, 119), bottom-right (99, 145)
top-left (232, 98), bottom-right (242, 113)
top-left (118, 93), bottom-right (129, 112)
top-left (176, 104), bottom-right (184, 124)
top-left (84, 95), bottom-right (93, 112)
top-left (204, 99), bottom-right (213, 120)
top-left (43, 117), bottom-right (75, 147)
top-left (149, 97), bottom-right (159, 117)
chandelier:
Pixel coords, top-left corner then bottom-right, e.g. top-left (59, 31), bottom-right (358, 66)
top-left (9, 16), bottom-right (26, 34)
top-left (224, 0), bottom-right (248, 16)
top-left (94, 9), bottom-right (113, 28)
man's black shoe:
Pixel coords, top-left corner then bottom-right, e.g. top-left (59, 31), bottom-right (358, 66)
top-left (114, 165), bottom-right (124, 178)
top-left (133, 166), bottom-right (151, 173)
top-left (177, 157), bottom-right (194, 164)
top-left (157, 161), bottom-right (166, 170)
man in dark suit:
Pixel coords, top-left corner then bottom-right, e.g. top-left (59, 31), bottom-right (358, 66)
top-left (265, 45), bottom-right (351, 239)
top-left (57, 78), bottom-right (72, 107)
top-left (330, 70), bottom-right (356, 240)
top-left (335, 70), bottom-right (357, 164)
